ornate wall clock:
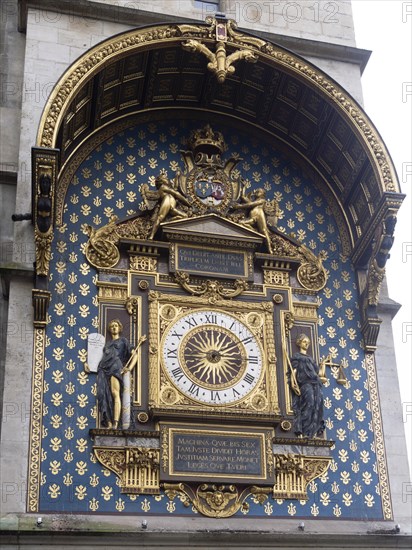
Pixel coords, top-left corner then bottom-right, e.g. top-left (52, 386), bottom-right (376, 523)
top-left (162, 309), bottom-right (263, 405)
top-left (149, 293), bottom-right (279, 420)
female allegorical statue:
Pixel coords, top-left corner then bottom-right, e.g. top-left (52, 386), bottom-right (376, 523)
top-left (97, 319), bottom-right (145, 429)
top-left (289, 333), bottom-right (325, 438)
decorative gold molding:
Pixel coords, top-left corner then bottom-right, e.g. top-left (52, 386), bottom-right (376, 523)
top-left (94, 446), bottom-right (160, 494)
top-left (27, 328), bottom-right (46, 512)
top-left (296, 247), bottom-right (327, 291)
top-left (34, 229), bottom-right (53, 276)
top-left (365, 353), bottom-right (393, 519)
top-left (163, 449), bottom-right (330, 517)
top-left (182, 39), bottom-right (257, 84)
top-left (125, 296), bottom-right (139, 315)
top-left (293, 302), bottom-right (319, 321)
top-left (163, 482), bottom-right (259, 518)
top-left (97, 282), bottom-right (128, 301)
top-left (130, 256), bottom-right (158, 273)
top-left (263, 270), bottom-right (289, 286)
top-left (180, 19), bottom-right (259, 85)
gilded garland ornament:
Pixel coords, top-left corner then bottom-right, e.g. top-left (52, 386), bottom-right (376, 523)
top-left (175, 272), bottom-right (247, 299)
top-left (164, 483), bottom-right (245, 518)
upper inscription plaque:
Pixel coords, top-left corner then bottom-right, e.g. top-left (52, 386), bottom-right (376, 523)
top-left (175, 245), bottom-right (247, 278)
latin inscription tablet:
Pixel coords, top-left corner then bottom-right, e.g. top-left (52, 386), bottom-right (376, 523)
top-left (160, 424), bottom-right (274, 484)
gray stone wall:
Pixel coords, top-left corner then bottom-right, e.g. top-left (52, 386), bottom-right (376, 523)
top-left (0, 0), bottom-right (25, 438)
top-left (376, 281), bottom-right (412, 531)
top-left (83, 0), bottom-right (357, 46)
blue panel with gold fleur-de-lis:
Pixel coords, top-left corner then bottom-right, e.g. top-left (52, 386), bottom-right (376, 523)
top-left (39, 119), bottom-right (387, 519)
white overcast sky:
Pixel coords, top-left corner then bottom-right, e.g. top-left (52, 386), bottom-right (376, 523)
top-left (351, 0), bottom-right (412, 471)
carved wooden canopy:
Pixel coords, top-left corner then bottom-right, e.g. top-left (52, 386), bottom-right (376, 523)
top-left (36, 17), bottom-right (403, 272)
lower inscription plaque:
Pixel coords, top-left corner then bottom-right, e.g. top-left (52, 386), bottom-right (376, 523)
top-left (160, 424), bottom-right (274, 484)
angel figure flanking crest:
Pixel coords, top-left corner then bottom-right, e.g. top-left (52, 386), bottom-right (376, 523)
top-left (141, 173), bottom-right (192, 239)
top-left (233, 186), bottom-right (279, 254)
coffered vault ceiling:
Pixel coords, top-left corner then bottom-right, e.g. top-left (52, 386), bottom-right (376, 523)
top-left (37, 20), bottom-right (403, 263)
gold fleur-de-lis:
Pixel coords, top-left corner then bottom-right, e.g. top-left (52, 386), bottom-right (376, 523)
top-left (89, 497), bottom-right (99, 511)
top-left (63, 473), bottom-right (73, 486)
top-left (64, 450), bottom-right (73, 462)
top-left (89, 473), bottom-right (99, 487)
top-left (141, 498), bottom-right (151, 512)
top-left (49, 460), bottom-right (61, 475)
top-left (48, 484), bottom-right (61, 499)
top-left (116, 498), bottom-right (125, 512)
top-left (101, 486), bottom-right (113, 501)
top-left (75, 485), bottom-right (87, 500)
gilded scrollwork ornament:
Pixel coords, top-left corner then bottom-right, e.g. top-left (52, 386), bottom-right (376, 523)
top-left (196, 484), bottom-right (239, 517)
top-left (283, 311), bottom-right (295, 336)
top-left (85, 215), bottom-right (120, 268)
top-left (179, 16), bottom-right (258, 84)
top-left (270, 233), bottom-right (300, 258)
top-left (275, 453), bottom-right (305, 475)
top-left (94, 448), bottom-right (126, 477)
top-left (296, 246), bottom-right (327, 291)
top-left (163, 482), bottom-right (276, 518)
top-left (125, 296), bottom-right (139, 315)
top-left (126, 447), bottom-right (159, 470)
top-left (182, 39), bottom-right (257, 84)
top-left (116, 216), bottom-right (152, 240)
top-left (163, 483), bottom-right (243, 518)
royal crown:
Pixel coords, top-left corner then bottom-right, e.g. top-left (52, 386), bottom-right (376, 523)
top-left (188, 125), bottom-right (226, 154)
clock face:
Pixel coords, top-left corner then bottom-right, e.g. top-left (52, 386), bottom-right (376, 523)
top-left (161, 309), bottom-right (264, 405)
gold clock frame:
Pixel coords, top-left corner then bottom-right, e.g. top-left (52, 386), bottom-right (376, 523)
top-left (148, 291), bottom-right (280, 421)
